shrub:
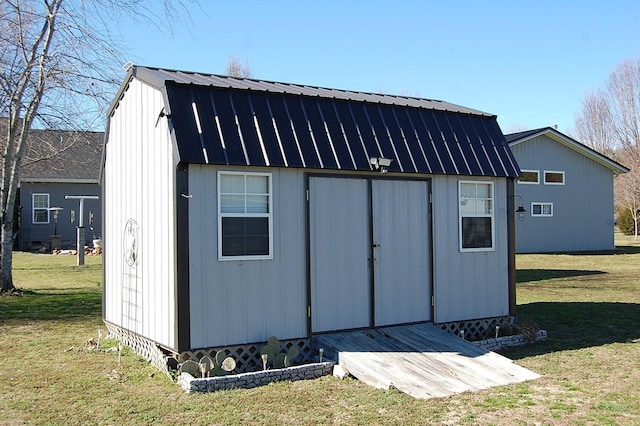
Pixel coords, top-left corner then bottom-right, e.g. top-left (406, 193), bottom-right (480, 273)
top-left (616, 207), bottom-right (638, 235)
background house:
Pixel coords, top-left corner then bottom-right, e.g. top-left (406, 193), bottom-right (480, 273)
top-left (103, 66), bottom-right (521, 365)
top-left (506, 127), bottom-right (629, 253)
top-left (17, 129), bottom-right (104, 250)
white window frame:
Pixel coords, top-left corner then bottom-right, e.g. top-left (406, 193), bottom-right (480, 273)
top-left (32, 193), bottom-right (50, 224)
top-left (518, 169), bottom-right (540, 185)
top-left (458, 180), bottom-right (495, 252)
top-left (531, 202), bottom-right (553, 217)
top-left (543, 170), bottom-right (565, 185)
top-left (217, 171), bottom-right (273, 261)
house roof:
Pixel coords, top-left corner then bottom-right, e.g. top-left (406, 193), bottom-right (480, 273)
top-left (110, 65), bottom-right (521, 177)
top-left (506, 127), bottom-right (629, 175)
top-left (11, 126), bottom-right (104, 183)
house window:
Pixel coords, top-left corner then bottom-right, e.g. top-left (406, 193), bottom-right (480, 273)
top-left (32, 193), bottom-right (50, 224)
top-left (459, 181), bottom-right (494, 251)
top-left (218, 171), bottom-right (272, 260)
top-left (531, 202), bottom-right (553, 217)
top-left (518, 170), bottom-right (540, 184)
top-left (544, 170), bottom-right (565, 185)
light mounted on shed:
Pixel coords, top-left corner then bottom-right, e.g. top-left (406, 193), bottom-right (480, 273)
top-left (370, 157), bottom-right (393, 173)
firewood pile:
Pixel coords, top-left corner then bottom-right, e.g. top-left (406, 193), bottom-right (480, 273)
top-left (52, 246), bottom-right (103, 256)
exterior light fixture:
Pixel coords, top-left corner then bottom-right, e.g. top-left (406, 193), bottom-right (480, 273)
top-left (369, 157), bottom-right (393, 173)
top-left (511, 195), bottom-right (527, 221)
top-left (47, 207), bottom-right (63, 235)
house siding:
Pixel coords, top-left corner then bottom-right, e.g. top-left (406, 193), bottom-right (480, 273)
top-left (432, 175), bottom-right (510, 323)
top-left (511, 135), bottom-right (616, 253)
top-left (19, 182), bottom-right (101, 248)
top-left (187, 165), bottom-right (307, 348)
top-left (103, 78), bottom-right (178, 350)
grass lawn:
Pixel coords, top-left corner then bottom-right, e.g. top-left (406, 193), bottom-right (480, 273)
top-left (1, 235), bottom-right (639, 425)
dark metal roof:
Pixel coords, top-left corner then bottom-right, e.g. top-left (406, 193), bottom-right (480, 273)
top-left (121, 66), bottom-right (521, 177)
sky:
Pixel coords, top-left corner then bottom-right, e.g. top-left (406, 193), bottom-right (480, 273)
top-left (114, 0), bottom-right (640, 135)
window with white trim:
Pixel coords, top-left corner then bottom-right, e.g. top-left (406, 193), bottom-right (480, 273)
top-left (544, 170), bottom-right (564, 185)
top-left (218, 171), bottom-right (272, 260)
top-left (531, 202), bottom-right (553, 217)
top-left (518, 170), bottom-right (540, 184)
top-left (32, 193), bottom-right (50, 224)
top-left (459, 181), bottom-right (494, 251)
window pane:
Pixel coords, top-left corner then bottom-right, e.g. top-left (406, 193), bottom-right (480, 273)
top-left (221, 194), bottom-right (245, 213)
top-left (482, 199), bottom-right (492, 215)
top-left (246, 175), bottom-right (268, 194)
top-left (246, 195), bottom-right (269, 213)
top-left (545, 172), bottom-right (564, 184)
top-left (220, 174), bottom-right (245, 193)
top-left (543, 204), bottom-right (552, 215)
top-left (476, 183), bottom-right (491, 198)
top-left (461, 217), bottom-right (492, 249)
top-left (460, 183), bottom-right (476, 198)
top-left (34, 210), bottom-right (49, 223)
top-left (460, 198), bottom-right (477, 215)
top-left (33, 195), bottom-right (48, 209)
top-left (520, 171), bottom-right (539, 182)
top-left (221, 217), bottom-right (269, 256)
top-left (532, 204), bottom-right (542, 215)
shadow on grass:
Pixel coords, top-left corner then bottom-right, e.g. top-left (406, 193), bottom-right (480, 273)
top-left (504, 301), bottom-right (640, 359)
top-left (0, 289), bottom-right (101, 321)
top-left (517, 269), bottom-right (605, 283)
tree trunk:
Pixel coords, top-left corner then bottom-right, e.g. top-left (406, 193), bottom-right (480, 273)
top-left (0, 221), bottom-right (15, 292)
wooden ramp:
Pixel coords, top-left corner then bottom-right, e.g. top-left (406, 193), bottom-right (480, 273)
top-left (313, 323), bottom-right (540, 399)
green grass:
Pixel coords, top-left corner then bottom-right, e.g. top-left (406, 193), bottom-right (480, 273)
top-left (1, 236), bottom-right (639, 425)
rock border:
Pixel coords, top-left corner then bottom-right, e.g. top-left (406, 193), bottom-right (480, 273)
top-left (471, 330), bottom-right (547, 351)
top-left (179, 361), bottom-right (335, 393)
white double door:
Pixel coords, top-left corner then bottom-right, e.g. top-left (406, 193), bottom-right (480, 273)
top-left (310, 176), bottom-right (431, 333)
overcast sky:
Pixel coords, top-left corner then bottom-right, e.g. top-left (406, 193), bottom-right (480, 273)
top-left (115, 0), bottom-right (640, 135)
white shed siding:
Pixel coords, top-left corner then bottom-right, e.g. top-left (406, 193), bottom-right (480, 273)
top-left (432, 175), bottom-right (510, 323)
top-left (104, 79), bottom-right (177, 349)
top-left (187, 166), bottom-right (307, 348)
top-left (512, 135), bottom-right (616, 253)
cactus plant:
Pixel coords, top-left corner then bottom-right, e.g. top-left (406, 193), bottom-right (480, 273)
top-left (259, 336), bottom-right (301, 369)
top-left (179, 359), bottom-right (201, 377)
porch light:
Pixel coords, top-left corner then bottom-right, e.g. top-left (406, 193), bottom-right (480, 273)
top-left (511, 195), bottom-right (527, 221)
top-left (48, 207), bottom-right (63, 235)
top-left (370, 157), bottom-right (393, 173)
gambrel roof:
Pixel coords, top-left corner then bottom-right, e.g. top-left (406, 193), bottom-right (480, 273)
top-left (109, 66), bottom-right (521, 177)
top-left (506, 127), bottom-right (629, 175)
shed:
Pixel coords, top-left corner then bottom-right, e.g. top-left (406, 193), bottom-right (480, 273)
top-left (506, 127), bottom-right (629, 253)
top-left (102, 66), bottom-right (521, 367)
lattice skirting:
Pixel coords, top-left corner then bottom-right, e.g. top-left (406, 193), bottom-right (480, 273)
top-left (178, 339), bottom-right (315, 374)
top-left (105, 322), bottom-right (173, 379)
top-left (437, 316), bottom-right (516, 341)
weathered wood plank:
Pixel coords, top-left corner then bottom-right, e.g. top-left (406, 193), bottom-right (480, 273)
top-left (314, 323), bottom-right (540, 399)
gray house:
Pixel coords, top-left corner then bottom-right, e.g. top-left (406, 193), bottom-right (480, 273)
top-left (102, 66), bottom-right (522, 366)
top-left (506, 127), bottom-right (628, 253)
top-left (16, 128), bottom-right (103, 250)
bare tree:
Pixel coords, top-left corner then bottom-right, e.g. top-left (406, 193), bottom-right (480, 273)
top-left (573, 57), bottom-right (640, 241)
top-left (225, 55), bottom-right (253, 78)
top-left (573, 90), bottom-right (615, 155)
top-left (0, 0), bottom-right (195, 293)
top-left (615, 147), bottom-right (640, 239)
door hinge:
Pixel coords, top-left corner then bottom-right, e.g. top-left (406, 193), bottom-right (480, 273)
top-left (431, 295), bottom-right (435, 307)
top-left (307, 306), bottom-right (311, 318)
top-left (429, 192), bottom-right (432, 203)
top-left (306, 189), bottom-right (309, 201)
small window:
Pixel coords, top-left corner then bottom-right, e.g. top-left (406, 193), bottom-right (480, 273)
top-left (459, 181), bottom-right (494, 252)
top-left (531, 202), bottom-right (553, 217)
top-left (32, 193), bottom-right (50, 224)
top-left (218, 171), bottom-right (272, 260)
top-left (518, 170), bottom-right (540, 184)
top-left (544, 171), bottom-right (565, 185)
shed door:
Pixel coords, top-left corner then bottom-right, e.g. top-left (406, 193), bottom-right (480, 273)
top-left (310, 177), bottom-right (370, 332)
top-left (372, 179), bottom-right (431, 326)
top-left (310, 176), bottom-right (432, 333)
